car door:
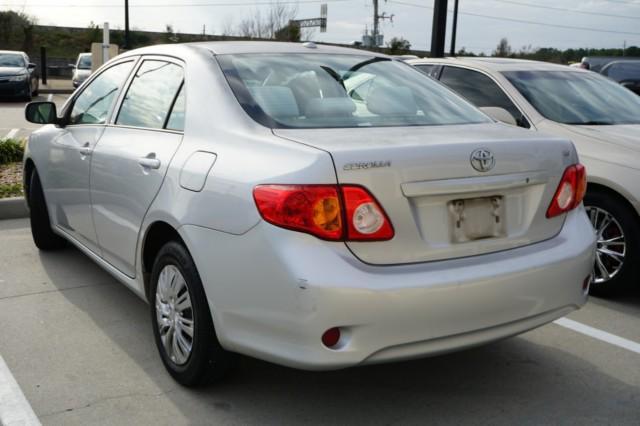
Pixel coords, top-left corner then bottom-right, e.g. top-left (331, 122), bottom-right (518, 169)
top-left (90, 57), bottom-right (185, 277)
top-left (438, 65), bottom-right (532, 128)
top-left (46, 59), bottom-right (135, 253)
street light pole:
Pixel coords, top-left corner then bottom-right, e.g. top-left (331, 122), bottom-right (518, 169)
top-left (450, 0), bottom-right (459, 56)
top-left (430, 0), bottom-right (448, 58)
top-left (124, 0), bottom-right (130, 49)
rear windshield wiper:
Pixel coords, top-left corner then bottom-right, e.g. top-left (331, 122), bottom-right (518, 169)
top-left (565, 120), bottom-right (615, 125)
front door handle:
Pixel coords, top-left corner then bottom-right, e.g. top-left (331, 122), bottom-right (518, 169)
top-left (79, 142), bottom-right (92, 156)
top-left (138, 153), bottom-right (161, 170)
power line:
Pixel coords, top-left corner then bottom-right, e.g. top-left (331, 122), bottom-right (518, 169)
top-left (387, 0), bottom-right (640, 37)
top-left (0, 0), bottom-right (350, 8)
top-left (489, 0), bottom-right (640, 20)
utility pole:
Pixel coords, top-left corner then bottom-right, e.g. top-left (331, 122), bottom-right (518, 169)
top-left (431, 0), bottom-right (448, 57)
top-left (371, 0), bottom-right (393, 47)
top-left (373, 0), bottom-right (379, 45)
top-left (124, 0), bottom-right (130, 49)
top-left (450, 0), bottom-right (459, 56)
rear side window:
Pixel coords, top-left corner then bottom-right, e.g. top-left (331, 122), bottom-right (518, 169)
top-left (69, 61), bottom-right (134, 125)
top-left (415, 64), bottom-right (439, 78)
top-left (439, 66), bottom-right (530, 128)
top-left (116, 60), bottom-right (184, 129)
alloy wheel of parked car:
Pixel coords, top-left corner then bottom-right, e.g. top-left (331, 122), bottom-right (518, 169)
top-left (587, 206), bottom-right (626, 283)
top-left (150, 241), bottom-right (235, 386)
top-left (584, 189), bottom-right (640, 296)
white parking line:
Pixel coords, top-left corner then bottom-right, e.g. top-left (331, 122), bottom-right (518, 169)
top-left (554, 317), bottom-right (640, 355)
top-left (0, 354), bottom-right (41, 426)
top-left (3, 129), bottom-right (19, 140)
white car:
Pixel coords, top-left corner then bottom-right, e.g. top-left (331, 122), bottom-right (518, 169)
top-left (23, 42), bottom-right (594, 386)
top-left (409, 57), bottom-right (640, 295)
top-left (71, 53), bottom-right (92, 88)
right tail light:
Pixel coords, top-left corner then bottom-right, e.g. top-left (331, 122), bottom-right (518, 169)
top-left (546, 164), bottom-right (587, 218)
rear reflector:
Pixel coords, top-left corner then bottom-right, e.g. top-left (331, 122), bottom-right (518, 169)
top-left (253, 184), bottom-right (394, 241)
top-left (322, 327), bottom-right (341, 348)
top-left (546, 164), bottom-right (586, 218)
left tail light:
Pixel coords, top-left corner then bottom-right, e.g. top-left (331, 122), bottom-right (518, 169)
top-left (546, 164), bottom-right (587, 218)
top-left (253, 184), bottom-right (394, 241)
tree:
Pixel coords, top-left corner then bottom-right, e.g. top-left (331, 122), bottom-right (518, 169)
top-left (493, 37), bottom-right (512, 57)
top-left (386, 37), bottom-right (411, 55)
top-left (235, 2), bottom-right (298, 39)
top-left (163, 24), bottom-right (179, 43)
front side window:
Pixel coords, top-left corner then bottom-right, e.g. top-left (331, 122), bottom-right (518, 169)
top-left (217, 54), bottom-right (490, 129)
top-left (415, 64), bottom-right (439, 79)
top-left (69, 61), bottom-right (134, 125)
top-left (439, 66), bottom-right (530, 128)
top-left (504, 70), bottom-right (640, 125)
top-left (0, 53), bottom-right (25, 68)
top-left (116, 60), bottom-right (184, 129)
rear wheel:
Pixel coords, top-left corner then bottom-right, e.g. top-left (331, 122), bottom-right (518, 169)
top-left (585, 189), bottom-right (640, 296)
top-left (150, 241), bottom-right (236, 386)
top-left (29, 170), bottom-right (66, 250)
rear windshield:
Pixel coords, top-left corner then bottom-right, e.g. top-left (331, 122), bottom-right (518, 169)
top-left (217, 53), bottom-right (490, 129)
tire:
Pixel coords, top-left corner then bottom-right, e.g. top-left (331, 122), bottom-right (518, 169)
top-left (29, 170), bottom-right (66, 250)
top-left (150, 241), bottom-right (236, 386)
top-left (584, 188), bottom-right (640, 297)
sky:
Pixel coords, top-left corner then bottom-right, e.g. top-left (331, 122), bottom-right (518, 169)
top-left (1, 0), bottom-right (640, 54)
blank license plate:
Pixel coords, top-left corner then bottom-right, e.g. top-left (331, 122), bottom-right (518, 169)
top-left (448, 196), bottom-right (505, 243)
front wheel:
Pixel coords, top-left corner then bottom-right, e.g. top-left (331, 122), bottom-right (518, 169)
top-left (585, 189), bottom-right (640, 296)
top-left (29, 170), bottom-right (66, 250)
top-left (150, 241), bottom-right (236, 386)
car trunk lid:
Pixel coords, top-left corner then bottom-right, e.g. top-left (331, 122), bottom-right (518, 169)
top-left (274, 123), bottom-right (577, 265)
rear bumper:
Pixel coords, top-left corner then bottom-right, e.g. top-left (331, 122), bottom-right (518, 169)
top-left (181, 206), bottom-right (596, 370)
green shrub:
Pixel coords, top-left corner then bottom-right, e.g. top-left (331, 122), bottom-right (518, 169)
top-left (0, 183), bottom-right (23, 198)
top-left (0, 138), bottom-right (25, 165)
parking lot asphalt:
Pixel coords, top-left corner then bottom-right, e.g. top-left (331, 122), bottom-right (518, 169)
top-left (0, 95), bottom-right (69, 140)
top-left (0, 217), bottom-right (639, 425)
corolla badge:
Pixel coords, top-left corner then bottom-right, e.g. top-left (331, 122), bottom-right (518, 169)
top-left (470, 148), bottom-right (495, 172)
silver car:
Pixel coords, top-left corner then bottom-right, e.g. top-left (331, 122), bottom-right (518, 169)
top-left (23, 42), bottom-right (595, 386)
top-left (409, 57), bottom-right (640, 295)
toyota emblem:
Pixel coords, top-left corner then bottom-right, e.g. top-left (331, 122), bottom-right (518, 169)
top-left (470, 148), bottom-right (495, 172)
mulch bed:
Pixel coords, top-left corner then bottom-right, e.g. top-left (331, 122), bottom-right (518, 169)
top-left (0, 162), bottom-right (24, 198)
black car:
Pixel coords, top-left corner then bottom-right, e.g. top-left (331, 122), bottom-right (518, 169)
top-left (0, 50), bottom-right (39, 101)
top-left (601, 60), bottom-right (640, 95)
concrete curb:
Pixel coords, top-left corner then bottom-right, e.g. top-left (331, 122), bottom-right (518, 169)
top-left (40, 89), bottom-right (74, 95)
top-left (0, 197), bottom-right (28, 220)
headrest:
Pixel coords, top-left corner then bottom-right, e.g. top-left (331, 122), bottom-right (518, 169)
top-left (249, 86), bottom-right (299, 118)
top-left (366, 86), bottom-right (418, 116)
top-left (304, 97), bottom-right (357, 118)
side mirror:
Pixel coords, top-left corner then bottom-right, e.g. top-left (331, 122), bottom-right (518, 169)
top-left (479, 106), bottom-right (518, 127)
top-left (25, 102), bottom-right (58, 125)
top-left (28, 62), bottom-right (36, 69)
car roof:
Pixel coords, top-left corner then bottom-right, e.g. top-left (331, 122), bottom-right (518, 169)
top-left (121, 41), bottom-right (386, 58)
top-left (407, 56), bottom-right (587, 73)
top-left (0, 50), bottom-right (26, 55)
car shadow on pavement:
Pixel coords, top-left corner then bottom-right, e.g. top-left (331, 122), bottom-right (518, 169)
top-left (36, 245), bottom-right (640, 425)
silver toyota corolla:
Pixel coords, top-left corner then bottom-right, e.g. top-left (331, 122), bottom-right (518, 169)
top-left (23, 42), bottom-right (595, 386)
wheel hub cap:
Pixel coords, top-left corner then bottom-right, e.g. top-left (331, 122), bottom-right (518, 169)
top-left (155, 265), bottom-right (194, 366)
top-left (586, 206), bottom-right (626, 285)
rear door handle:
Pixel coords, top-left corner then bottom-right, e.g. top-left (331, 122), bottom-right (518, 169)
top-left (138, 154), bottom-right (161, 170)
top-left (79, 142), bottom-right (92, 156)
